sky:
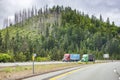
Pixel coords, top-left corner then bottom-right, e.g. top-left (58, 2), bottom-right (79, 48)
top-left (0, 0), bottom-right (120, 29)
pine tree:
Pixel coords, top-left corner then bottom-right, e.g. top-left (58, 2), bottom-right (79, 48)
top-left (4, 28), bottom-right (10, 51)
top-left (0, 32), bottom-right (2, 51)
top-left (100, 14), bottom-right (103, 22)
top-left (106, 17), bottom-right (110, 27)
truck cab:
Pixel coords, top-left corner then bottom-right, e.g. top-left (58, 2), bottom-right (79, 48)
top-left (81, 54), bottom-right (95, 62)
top-left (81, 54), bottom-right (88, 62)
top-left (62, 54), bottom-right (70, 62)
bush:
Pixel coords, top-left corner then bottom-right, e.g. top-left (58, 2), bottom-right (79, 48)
top-left (36, 57), bottom-right (50, 62)
top-left (0, 53), bottom-right (12, 62)
top-left (15, 52), bottom-right (26, 62)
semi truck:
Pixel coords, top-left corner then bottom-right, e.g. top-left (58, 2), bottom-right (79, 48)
top-left (81, 54), bottom-right (95, 62)
top-left (62, 54), bottom-right (80, 62)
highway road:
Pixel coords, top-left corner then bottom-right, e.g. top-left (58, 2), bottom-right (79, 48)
top-left (23, 62), bottom-right (120, 80)
top-left (51, 62), bottom-right (120, 80)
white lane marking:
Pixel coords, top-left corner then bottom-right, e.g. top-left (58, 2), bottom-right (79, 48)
top-left (114, 68), bottom-right (117, 73)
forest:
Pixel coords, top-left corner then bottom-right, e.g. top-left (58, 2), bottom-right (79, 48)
top-left (0, 5), bottom-right (120, 62)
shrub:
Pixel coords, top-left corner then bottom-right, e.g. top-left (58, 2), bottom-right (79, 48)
top-left (0, 53), bottom-right (12, 62)
top-left (15, 52), bottom-right (26, 62)
top-left (36, 57), bottom-right (50, 62)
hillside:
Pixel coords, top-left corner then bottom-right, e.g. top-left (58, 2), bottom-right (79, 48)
top-left (0, 5), bottom-right (120, 62)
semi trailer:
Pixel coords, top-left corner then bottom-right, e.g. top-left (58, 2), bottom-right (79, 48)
top-left (62, 54), bottom-right (80, 62)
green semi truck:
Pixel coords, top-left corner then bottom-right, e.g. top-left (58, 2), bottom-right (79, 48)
top-left (81, 54), bottom-right (95, 62)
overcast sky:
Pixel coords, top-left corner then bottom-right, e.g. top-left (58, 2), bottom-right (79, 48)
top-left (0, 0), bottom-right (120, 29)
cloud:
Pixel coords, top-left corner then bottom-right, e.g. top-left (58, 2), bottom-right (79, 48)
top-left (0, 0), bottom-right (120, 29)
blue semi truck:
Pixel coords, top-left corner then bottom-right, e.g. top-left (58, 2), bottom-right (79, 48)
top-left (62, 54), bottom-right (80, 62)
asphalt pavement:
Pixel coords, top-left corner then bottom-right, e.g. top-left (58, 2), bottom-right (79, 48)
top-left (55, 62), bottom-right (120, 80)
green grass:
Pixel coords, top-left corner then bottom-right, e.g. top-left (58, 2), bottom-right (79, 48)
top-left (78, 61), bottom-right (95, 64)
top-left (3, 66), bottom-right (32, 73)
top-left (1, 63), bottom-right (81, 73)
top-left (1, 62), bottom-right (97, 73)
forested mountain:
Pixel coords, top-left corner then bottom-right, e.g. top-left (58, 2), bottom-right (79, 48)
top-left (0, 5), bottom-right (120, 62)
